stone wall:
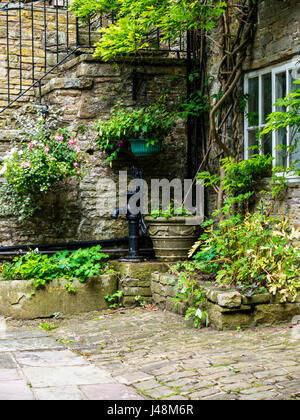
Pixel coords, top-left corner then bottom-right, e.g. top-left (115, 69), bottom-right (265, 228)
top-left (151, 272), bottom-right (300, 330)
top-left (244, 0), bottom-right (300, 71)
top-left (0, 273), bottom-right (117, 319)
top-left (151, 272), bottom-right (186, 315)
top-left (0, 55), bottom-right (187, 244)
top-left (111, 261), bottom-right (169, 306)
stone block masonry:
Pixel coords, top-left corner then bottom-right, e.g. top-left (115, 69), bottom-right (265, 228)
top-left (0, 52), bottom-right (188, 245)
top-left (151, 272), bottom-right (300, 330)
top-left (111, 261), bottom-right (169, 306)
top-left (151, 272), bottom-right (188, 315)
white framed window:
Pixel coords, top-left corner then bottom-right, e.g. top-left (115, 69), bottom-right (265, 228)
top-left (244, 58), bottom-right (300, 174)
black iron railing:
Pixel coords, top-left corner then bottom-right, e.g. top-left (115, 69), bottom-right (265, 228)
top-left (0, 0), bottom-right (81, 113)
top-left (0, 0), bottom-right (187, 114)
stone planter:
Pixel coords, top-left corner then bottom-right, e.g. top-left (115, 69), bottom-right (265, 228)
top-left (0, 274), bottom-right (117, 319)
top-left (144, 216), bottom-right (202, 262)
top-left (151, 273), bottom-right (300, 330)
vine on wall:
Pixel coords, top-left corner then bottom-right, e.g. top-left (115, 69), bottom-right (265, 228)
top-left (193, 0), bottom-right (258, 211)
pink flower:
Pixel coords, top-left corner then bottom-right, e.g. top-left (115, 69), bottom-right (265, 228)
top-left (55, 134), bottom-right (64, 142)
top-left (74, 145), bottom-right (81, 153)
top-left (73, 162), bottom-right (79, 168)
top-left (117, 142), bottom-right (125, 148)
top-left (44, 146), bottom-right (50, 153)
top-left (69, 138), bottom-right (77, 146)
top-left (77, 170), bottom-right (81, 176)
top-left (28, 142), bottom-right (34, 150)
top-left (21, 161), bottom-right (31, 168)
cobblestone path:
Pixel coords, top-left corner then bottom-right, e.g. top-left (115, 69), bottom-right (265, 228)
top-left (7, 307), bottom-right (300, 400)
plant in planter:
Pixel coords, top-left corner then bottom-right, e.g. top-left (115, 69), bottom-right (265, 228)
top-left (1, 245), bottom-right (111, 294)
top-left (145, 204), bottom-right (202, 262)
top-left (0, 122), bottom-right (85, 222)
top-left (95, 101), bottom-right (177, 162)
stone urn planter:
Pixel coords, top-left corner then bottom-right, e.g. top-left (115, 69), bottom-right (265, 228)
top-left (145, 216), bottom-right (202, 262)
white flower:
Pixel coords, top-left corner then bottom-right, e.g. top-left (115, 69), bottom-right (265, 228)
top-left (195, 308), bottom-right (203, 319)
top-left (0, 163), bottom-right (7, 175)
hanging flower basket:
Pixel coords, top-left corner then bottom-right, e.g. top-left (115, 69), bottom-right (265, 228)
top-left (95, 101), bottom-right (177, 163)
top-left (128, 138), bottom-right (162, 158)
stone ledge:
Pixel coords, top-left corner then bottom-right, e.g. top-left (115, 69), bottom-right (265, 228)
top-left (0, 274), bottom-right (117, 319)
top-left (112, 261), bottom-right (169, 307)
top-left (58, 53), bottom-right (187, 74)
top-left (40, 77), bottom-right (94, 96)
top-left (111, 261), bottom-right (169, 281)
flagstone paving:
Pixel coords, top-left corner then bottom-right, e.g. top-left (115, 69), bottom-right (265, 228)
top-left (2, 307), bottom-right (300, 400)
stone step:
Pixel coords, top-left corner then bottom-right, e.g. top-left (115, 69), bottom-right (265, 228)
top-left (0, 129), bottom-right (21, 139)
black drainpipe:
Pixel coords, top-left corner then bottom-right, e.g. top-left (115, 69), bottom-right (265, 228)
top-left (0, 237), bottom-right (128, 252)
top-left (0, 238), bottom-right (154, 258)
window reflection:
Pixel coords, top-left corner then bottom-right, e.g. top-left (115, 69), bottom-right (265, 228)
top-left (262, 73), bottom-right (272, 124)
top-left (248, 77), bottom-right (259, 127)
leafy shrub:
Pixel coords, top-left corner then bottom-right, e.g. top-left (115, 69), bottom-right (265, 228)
top-left (0, 121), bottom-right (85, 222)
top-left (70, 0), bottom-right (227, 61)
top-left (190, 213), bottom-right (300, 302)
top-left (2, 246), bottom-right (110, 293)
top-left (197, 153), bottom-right (273, 215)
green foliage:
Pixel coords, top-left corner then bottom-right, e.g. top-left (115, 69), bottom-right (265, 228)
top-left (40, 322), bottom-right (59, 332)
top-left (150, 203), bottom-right (191, 218)
top-left (70, 0), bottom-right (121, 21)
top-left (190, 213), bottom-right (300, 302)
top-left (70, 0), bottom-right (227, 61)
top-left (170, 75), bottom-right (300, 318)
top-left (197, 153), bottom-right (273, 215)
top-left (178, 90), bottom-right (210, 121)
top-left (95, 101), bottom-right (177, 162)
top-left (221, 155), bottom-right (272, 195)
top-left (104, 290), bottom-right (124, 308)
top-left (0, 120), bottom-right (85, 222)
top-left (2, 246), bottom-right (110, 293)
